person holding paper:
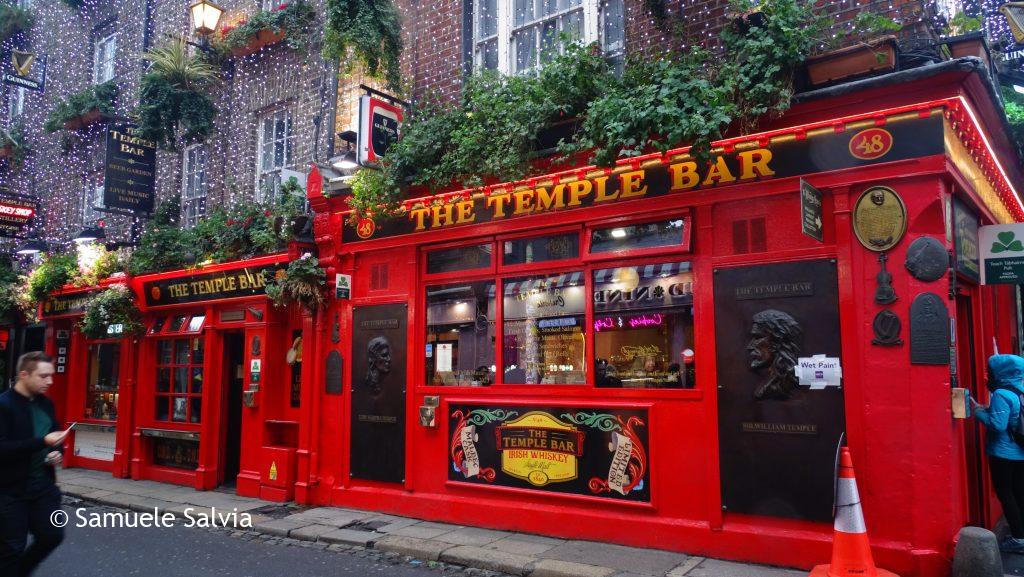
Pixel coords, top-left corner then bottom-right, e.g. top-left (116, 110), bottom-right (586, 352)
top-left (0, 352), bottom-right (71, 576)
top-left (973, 354), bottom-right (1024, 553)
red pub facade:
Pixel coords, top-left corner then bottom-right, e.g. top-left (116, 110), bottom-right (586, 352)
top-left (42, 61), bottom-right (1024, 576)
top-left (297, 62), bottom-right (1024, 577)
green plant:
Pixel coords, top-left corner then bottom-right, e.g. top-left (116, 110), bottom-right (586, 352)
top-left (79, 284), bottom-right (144, 339)
top-left (137, 40), bottom-right (219, 150)
top-left (946, 11), bottom-right (982, 36)
top-left (1002, 86), bottom-right (1024, 154)
top-left (0, 257), bottom-right (20, 322)
top-left (323, 0), bottom-right (403, 90)
top-left (75, 245), bottom-right (128, 286)
top-left (217, 1), bottom-right (318, 53)
top-left (43, 81), bottom-right (118, 133)
top-left (0, 122), bottom-right (28, 170)
top-left (25, 253), bottom-right (77, 305)
top-left (350, 42), bottom-right (610, 218)
top-left (127, 196), bottom-right (198, 275)
top-left (60, 0), bottom-right (84, 8)
top-left (263, 252), bottom-right (326, 312)
top-left (0, 2), bottom-right (32, 43)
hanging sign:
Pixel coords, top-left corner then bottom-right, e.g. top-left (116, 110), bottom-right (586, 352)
top-left (449, 405), bottom-right (650, 501)
top-left (347, 113), bottom-right (944, 242)
top-left (799, 179), bottom-right (824, 242)
top-left (980, 222), bottom-right (1024, 284)
top-left (103, 123), bottom-right (157, 215)
top-left (3, 51), bottom-right (45, 91)
top-left (0, 192), bottom-right (37, 238)
top-left (358, 94), bottom-right (404, 167)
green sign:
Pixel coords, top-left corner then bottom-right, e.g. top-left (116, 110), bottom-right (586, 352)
top-left (980, 224), bottom-right (1024, 284)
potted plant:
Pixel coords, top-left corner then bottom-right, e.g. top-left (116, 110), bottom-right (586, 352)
top-left (0, 123), bottom-right (28, 170)
top-left (0, 3), bottom-right (32, 43)
top-left (43, 81), bottom-right (118, 133)
top-left (263, 253), bottom-right (326, 313)
top-left (804, 12), bottom-right (902, 88)
top-left (79, 284), bottom-right (144, 340)
top-left (25, 253), bottom-right (77, 307)
top-left (136, 40), bottom-right (219, 150)
top-left (217, 1), bottom-right (317, 58)
top-left (939, 12), bottom-right (988, 60)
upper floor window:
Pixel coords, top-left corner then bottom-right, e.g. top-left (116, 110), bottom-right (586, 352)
top-left (81, 173), bottom-right (104, 226)
top-left (256, 109), bottom-right (294, 202)
top-left (471, 0), bottom-right (623, 73)
top-left (8, 87), bottom-right (24, 123)
top-left (181, 144), bottom-right (207, 228)
top-left (16, 0), bottom-right (31, 9)
top-left (93, 32), bottom-right (117, 84)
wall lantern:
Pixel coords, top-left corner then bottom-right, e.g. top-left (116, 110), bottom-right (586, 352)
top-left (190, 0), bottom-right (224, 37)
top-left (14, 237), bottom-right (46, 255)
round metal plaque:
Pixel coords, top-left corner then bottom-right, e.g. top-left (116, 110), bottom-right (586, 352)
top-left (852, 186), bottom-right (907, 252)
top-left (904, 236), bottom-right (947, 282)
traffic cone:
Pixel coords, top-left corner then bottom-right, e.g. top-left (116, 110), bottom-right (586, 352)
top-left (809, 447), bottom-right (900, 577)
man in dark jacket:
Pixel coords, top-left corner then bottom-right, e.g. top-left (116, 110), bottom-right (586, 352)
top-left (0, 351), bottom-right (70, 576)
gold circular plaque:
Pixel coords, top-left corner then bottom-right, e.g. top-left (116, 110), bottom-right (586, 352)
top-left (852, 186), bottom-right (907, 252)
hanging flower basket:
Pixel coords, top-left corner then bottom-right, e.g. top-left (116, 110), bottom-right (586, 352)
top-left (941, 31), bottom-right (989, 61)
top-left (263, 253), bottom-right (326, 313)
top-left (0, 145), bottom-right (13, 159)
top-left (64, 107), bottom-right (104, 131)
top-left (79, 285), bottom-right (144, 340)
top-left (804, 36), bottom-right (898, 88)
top-left (231, 28), bottom-right (286, 58)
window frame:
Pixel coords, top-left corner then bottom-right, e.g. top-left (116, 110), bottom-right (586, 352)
top-left (181, 143), bottom-right (208, 228)
top-left (93, 32), bottom-right (117, 85)
top-left (153, 335), bottom-right (205, 425)
top-left (83, 340), bottom-right (122, 424)
top-left (8, 86), bottom-right (24, 123)
top-left (470, 0), bottom-right (611, 74)
top-left (416, 212), bottom-right (699, 397)
top-left (81, 172), bottom-right (104, 226)
top-left (255, 108), bottom-right (295, 203)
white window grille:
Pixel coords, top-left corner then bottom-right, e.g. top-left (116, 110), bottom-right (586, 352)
top-left (93, 33), bottom-right (117, 84)
top-left (81, 175), bottom-right (104, 226)
top-left (8, 87), bottom-right (24, 122)
top-left (181, 144), bottom-right (208, 228)
top-left (255, 109), bottom-right (294, 203)
top-left (471, 0), bottom-right (622, 73)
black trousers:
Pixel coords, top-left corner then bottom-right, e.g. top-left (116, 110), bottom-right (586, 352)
top-left (0, 485), bottom-right (65, 577)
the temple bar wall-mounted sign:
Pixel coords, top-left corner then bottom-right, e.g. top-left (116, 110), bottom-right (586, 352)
top-left (0, 193), bottom-right (37, 238)
top-left (103, 123), bottom-right (157, 215)
top-left (345, 112), bottom-right (945, 242)
top-left (143, 264), bottom-right (283, 307)
top-left (41, 290), bottom-right (96, 319)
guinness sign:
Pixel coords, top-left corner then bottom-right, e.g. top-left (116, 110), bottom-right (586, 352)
top-left (3, 51), bottom-right (45, 91)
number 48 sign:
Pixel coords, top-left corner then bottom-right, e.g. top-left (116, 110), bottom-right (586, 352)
top-left (848, 127), bottom-right (893, 161)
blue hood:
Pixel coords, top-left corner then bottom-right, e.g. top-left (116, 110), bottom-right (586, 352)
top-left (989, 354), bottom-right (1024, 394)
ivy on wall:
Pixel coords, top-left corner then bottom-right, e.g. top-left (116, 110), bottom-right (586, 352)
top-left (323, 0), bottom-right (403, 91)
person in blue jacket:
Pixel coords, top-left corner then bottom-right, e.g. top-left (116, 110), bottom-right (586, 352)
top-left (973, 354), bottom-right (1024, 553)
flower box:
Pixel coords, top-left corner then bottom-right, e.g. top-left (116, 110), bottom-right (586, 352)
top-left (804, 36), bottom-right (898, 88)
top-left (64, 108), bottom-right (104, 131)
top-left (942, 31), bottom-right (990, 61)
top-left (0, 145), bottom-right (13, 159)
top-left (231, 28), bottom-right (286, 58)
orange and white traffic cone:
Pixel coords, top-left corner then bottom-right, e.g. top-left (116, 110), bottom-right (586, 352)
top-left (809, 447), bottom-right (900, 577)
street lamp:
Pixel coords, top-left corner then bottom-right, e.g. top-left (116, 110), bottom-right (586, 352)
top-left (330, 130), bottom-right (359, 171)
top-left (14, 238), bottom-right (46, 256)
top-left (190, 0), bottom-right (224, 37)
top-left (73, 225), bottom-right (106, 244)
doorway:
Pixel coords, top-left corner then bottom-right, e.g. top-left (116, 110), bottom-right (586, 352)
top-left (221, 332), bottom-right (245, 488)
top-left (956, 293), bottom-right (987, 526)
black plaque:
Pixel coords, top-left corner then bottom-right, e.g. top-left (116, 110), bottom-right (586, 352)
top-left (142, 264), bottom-right (283, 307)
top-left (953, 199), bottom-right (981, 282)
top-left (326, 350), bottom-right (343, 395)
top-left (800, 179), bottom-right (823, 242)
top-left (448, 405), bottom-right (650, 502)
top-left (0, 192), bottom-right (38, 238)
top-left (350, 304), bottom-right (407, 483)
top-left (714, 260), bottom-right (845, 522)
top-left (103, 123), bottom-right (156, 215)
top-left (910, 292), bottom-right (949, 365)
top-left (40, 290), bottom-right (96, 318)
top-left (871, 310), bottom-right (903, 346)
top-left (904, 236), bottom-right (948, 282)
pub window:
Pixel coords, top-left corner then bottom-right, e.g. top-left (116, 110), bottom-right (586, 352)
top-left (426, 281), bottom-right (496, 386)
top-left (93, 32), bottom-right (117, 84)
top-left (503, 232), bottom-right (579, 265)
top-left (255, 108), bottom-right (294, 202)
top-left (155, 337), bottom-right (204, 423)
top-left (181, 144), bottom-right (208, 228)
top-left (148, 317), bottom-right (166, 334)
top-left (85, 343), bottom-right (120, 421)
top-left (8, 86), bottom-right (24, 123)
top-left (426, 243), bottom-right (492, 275)
top-left (468, 0), bottom-right (623, 74)
top-left (593, 262), bottom-right (695, 388)
top-left (80, 174), bottom-right (104, 226)
top-left (502, 271), bottom-right (585, 384)
top-left (590, 218), bottom-right (686, 254)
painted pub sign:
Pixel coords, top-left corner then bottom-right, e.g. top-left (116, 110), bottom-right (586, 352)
top-left (449, 405), bottom-right (650, 502)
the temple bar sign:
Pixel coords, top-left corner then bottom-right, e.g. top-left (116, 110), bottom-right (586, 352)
top-left (345, 112), bottom-right (945, 242)
top-left (143, 264), bottom-right (283, 306)
top-left (103, 123), bottom-right (156, 215)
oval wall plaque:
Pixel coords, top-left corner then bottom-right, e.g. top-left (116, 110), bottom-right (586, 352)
top-left (852, 186), bottom-right (907, 252)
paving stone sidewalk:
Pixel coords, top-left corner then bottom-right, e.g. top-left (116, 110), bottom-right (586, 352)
top-left (57, 468), bottom-right (803, 577)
